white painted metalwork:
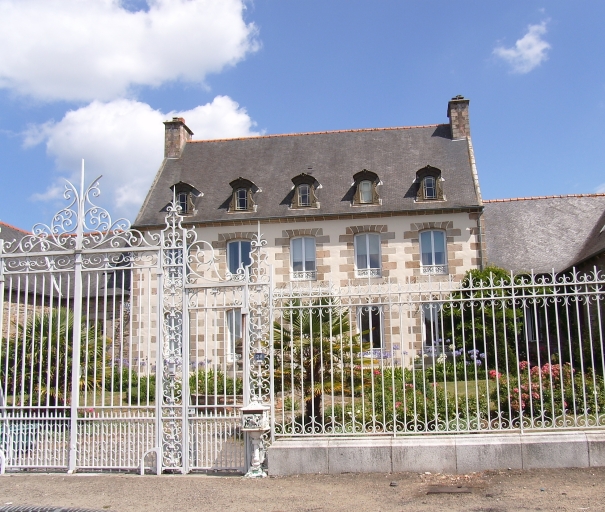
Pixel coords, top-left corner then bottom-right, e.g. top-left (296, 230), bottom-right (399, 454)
top-left (0, 165), bottom-right (267, 474)
top-left (2, 168), bottom-right (604, 472)
top-left (356, 268), bottom-right (381, 278)
top-left (291, 270), bottom-right (317, 281)
top-left (273, 271), bottom-right (605, 436)
top-left (421, 264), bottom-right (448, 275)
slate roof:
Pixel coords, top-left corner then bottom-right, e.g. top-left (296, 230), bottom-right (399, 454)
top-left (134, 124), bottom-right (481, 227)
top-left (0, 221), bottom-right (30, 249)
top-left (483, 194), bottom-right (605, 274)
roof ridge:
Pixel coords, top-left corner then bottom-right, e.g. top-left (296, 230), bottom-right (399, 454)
top-left (188, 124), bottom-right (443, 144)
top-left (0, 220), bottom-right (31, 235)
top-left (484, 193), bottom-right (605, 203)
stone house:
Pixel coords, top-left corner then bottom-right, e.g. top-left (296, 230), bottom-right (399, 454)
top-left (133, 96), bottom-right (486, 367)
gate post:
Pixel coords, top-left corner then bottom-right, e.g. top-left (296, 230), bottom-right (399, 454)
top-left (68, 164), bottom-right (86, 474)
top-left (157, 203), bottom-right (189, 473)
top-left (242, 225), bottom-right (273, 476)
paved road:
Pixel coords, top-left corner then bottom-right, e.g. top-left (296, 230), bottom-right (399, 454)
top-left (1, 467), bottom-right (604, 511)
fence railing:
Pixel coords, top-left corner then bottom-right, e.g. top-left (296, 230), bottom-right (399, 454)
top-left (272, 269), bottom-right (605, 436)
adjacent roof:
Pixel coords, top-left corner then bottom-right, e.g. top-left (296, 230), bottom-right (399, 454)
top-left (483, 194), bottom-right (605, 273)
top-left (134, 124), bottom-right (481, 227)
top-left (0, 221), bottom-right (30, 250)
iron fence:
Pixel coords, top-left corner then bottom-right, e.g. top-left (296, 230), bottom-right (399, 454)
top-left (272, 270), bottom-right (605, 436)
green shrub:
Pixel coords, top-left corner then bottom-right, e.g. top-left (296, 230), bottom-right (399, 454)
top-left (189, 369), bottom-right (243, 396)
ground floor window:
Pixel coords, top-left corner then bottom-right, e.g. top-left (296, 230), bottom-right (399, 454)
top-left (359, 306), bottom-right (382, 348)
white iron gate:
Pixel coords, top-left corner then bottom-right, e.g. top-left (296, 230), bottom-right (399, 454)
top-left (0, 171), bottom-right (271, 474)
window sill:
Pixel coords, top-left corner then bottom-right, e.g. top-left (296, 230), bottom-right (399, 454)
top-left (355, 268), bottom-right (382, 278)
top-left (421, 265), bottom-right (448, 275)
top-left (291, 271), bottom-right (317, 281)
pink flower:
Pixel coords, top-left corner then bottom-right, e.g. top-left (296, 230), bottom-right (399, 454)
top-left (395, 402), bottom-right (402, 408)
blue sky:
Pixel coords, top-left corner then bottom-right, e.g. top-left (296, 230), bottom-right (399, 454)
top-left (0, 0), bottom-right (604, 231)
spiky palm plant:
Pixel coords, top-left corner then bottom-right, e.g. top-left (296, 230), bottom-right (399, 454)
top-left (2, 307), bottom-right (105, 407)
top-left (273, 297), bottom-right (371, 421)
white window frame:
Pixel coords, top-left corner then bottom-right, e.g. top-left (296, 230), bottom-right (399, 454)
top-left (359, 180), bottom-right (373, 204)
top-left (423, 176), bottom-right (436, 199)
top-left (235, 188), bottom-right (248, 211)
top-left (227, 240), bottom-right (252, 278)
top-left (290, 237), bottom-right (316, 281)
top-left (298, 184), bottom-right (311, 207)
top-left (177, 191), bottom-right (189, 213)
top-left (419, 230), bottom-right (448, 275)
top-left (358, 305), bottom-right (383, 349)
top-left (354, 233), bottom-right (381, 278)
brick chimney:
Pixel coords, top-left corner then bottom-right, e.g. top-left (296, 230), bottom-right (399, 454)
top-left (163, 117), bottom-right (193, 158)
top-left (447, 95), bottom-right (470, 140)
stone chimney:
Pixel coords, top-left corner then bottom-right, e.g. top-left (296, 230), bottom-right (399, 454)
top-left (447, 95), bottom-right (470, 140)
top-left (163, 117), bottom-right (193, 158)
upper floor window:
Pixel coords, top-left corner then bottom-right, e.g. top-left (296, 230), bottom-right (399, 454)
top-left (291, 237), bottom-right (316, 281)
top-left (355, 233), bottom-right (381, 278)
top-left (423, 176), bottom-right (436, 199)
top-left (416, 166), bottom-right (444, 201)
top-left (170, 181), bottom-right (201, 215)
top-left (419, 230), bottom-right (447, 275)
top-left (229, 178), bottom-right (257, 213)
top-left (353, 170), bottom-right (380, 206)
top-left (291, 173), bottom-right (319, 209)
top-left (235, 188), bottom-right (248, 210)
top-left (298, 184), bottom-right (311, 206)
top-left (227, 240), bottom-right (252, 278)
top-left (359, 180), bottom-right (373, 203)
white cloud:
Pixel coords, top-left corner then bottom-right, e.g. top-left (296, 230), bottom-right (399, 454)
top-left (493, 21), bottom-right (551, 74)
top-left (25, 96), bottom-right (261, 218)
top-left (597, 183), bottom-right (605, 193)
top-left (0, 0), bottom-right (258, 101)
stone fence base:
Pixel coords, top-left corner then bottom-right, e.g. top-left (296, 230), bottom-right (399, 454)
top-left (267, 431), bottom-right (605, 475)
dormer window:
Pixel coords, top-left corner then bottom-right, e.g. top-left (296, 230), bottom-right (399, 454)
top-left (229, 178), bottom-right (257, 213)
top-left (177, 192), bottom-right (189, 213)
top-left (353, 170), bottom-right (380, 206)
top-left (170, 181), bottom-right (201, 216)
top-left (359, 180), bottom-right (373, 203)
top-left (298, 184), bottom-right (310, 206)
top-left (235, 188), bottom-right (248, 210)
top-left (416, 166), bottom-right (444, 201)
top-left (290, 173), bottom-right (319, 209)
top-left (423, 176), bottom-right (436, 199)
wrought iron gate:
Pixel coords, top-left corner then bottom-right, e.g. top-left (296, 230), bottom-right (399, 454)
top-left (0, 172), bottom-right (271, 474)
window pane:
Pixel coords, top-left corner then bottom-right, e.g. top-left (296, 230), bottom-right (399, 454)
top-left (368, 234), bottom-right (380, 268)
top-left (304, 238), bottom-right (316, 271)
top-left (360, 181), bottom-right (372, 203)
top-left (227, 309), bottom-right (242, 357)
top-left (420, 231), bottom-right (433, 265)
top-left (291, 238), bottom-right (303, 271)
top-left (240, 241), bottom-right (252, 267)
top-left (355, 234), bottom-right (368, 269)
top-left (228, 241), bottom-right (251, 273)
top-left (236, 189), bottom-right (247, 210)
top-left (177, 192), bottom-right (188, 212)
top-left (360, 307), bottom-right (382, 348)
top-left (433, 231), bottom-right (446, 265)
top-left (423, 177), bottom-right (436, 199)
top-left (228, 242), bottom-right (240, 273)
top-left (299, 184), bottom-right (310, 206)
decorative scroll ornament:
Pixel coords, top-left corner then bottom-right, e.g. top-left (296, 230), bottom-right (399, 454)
top-left (3, 168), bottom-right (159, 257)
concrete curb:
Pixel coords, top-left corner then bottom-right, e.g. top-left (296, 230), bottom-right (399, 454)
top-left (267, 431), bottom-right (605, 476)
